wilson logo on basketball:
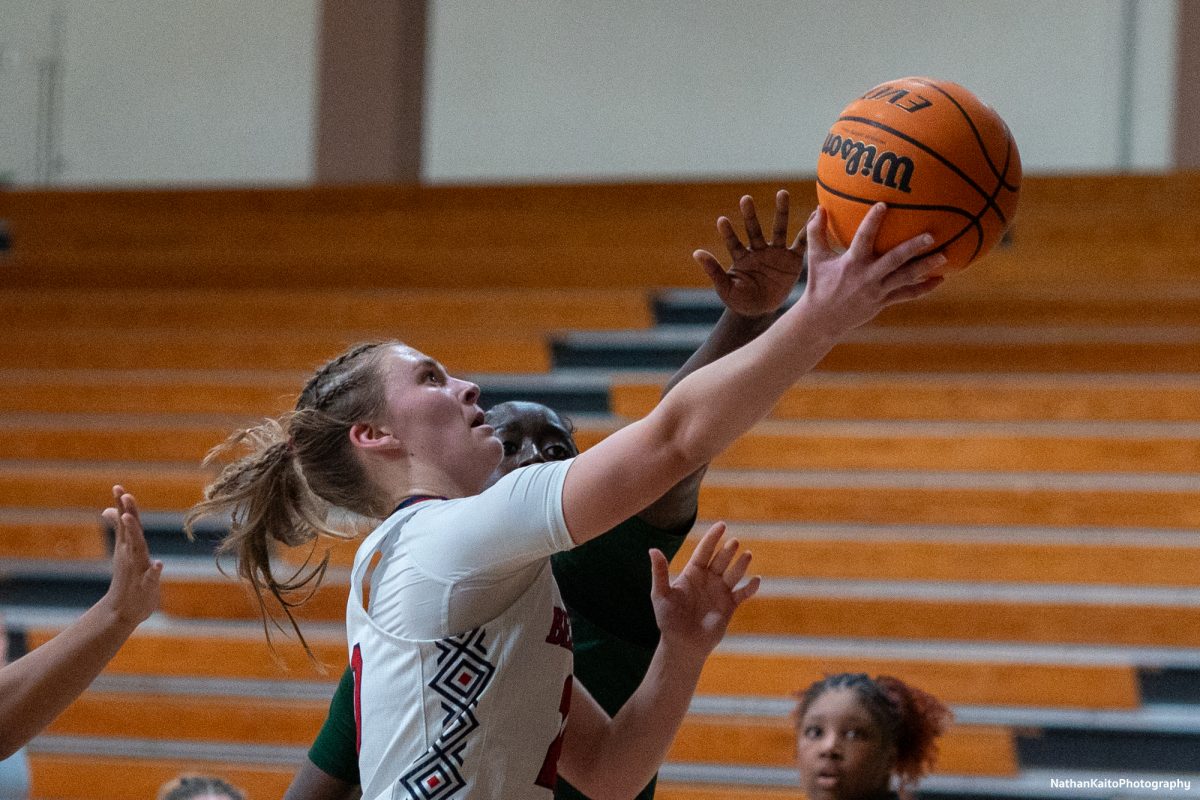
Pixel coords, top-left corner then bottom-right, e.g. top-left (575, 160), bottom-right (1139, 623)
top-left (821, 134), bottom-right (915, 194)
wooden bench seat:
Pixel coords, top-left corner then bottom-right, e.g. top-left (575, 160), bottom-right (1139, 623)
top-left (676, 533), bottom-right (1200, 588)
top-left (41, 692), bottom-right (1014, 777)
top-left (810, 332), bottom-right (1200, 373)
top-left (6, 463), bottom-right (1195, 531)
top-left (728, 594), bottom-right (1200, 647)
top-left (697, 651), bottom-right (1138, 710)
top-left (0, 418), bottom-right (243, 463)
top-left (5, 176), bottom-right (1200, 293)
top-left (0, 509), bottom-right (107, 561)
top-left (156, 570), bottom-right (1200, 646)
top-left (0, 463), bottom-right (205, 510)
top-left (44, 691), bottom-right (326, 747)
top-left (697, 472), bottom-right (1200, 529)
top-left (159, 575), bottom-right (350, 624)
top-left (28, 753), bottom-right (295, 800)
top-left (706, 422), bottom-right (1200, 474)
top-left (14, 506), bottom-right (1199, 591)
top-left (610, 375), bottom-right (1200, 422)
top-left (2, 328), bottom-right (549, 373)
top-left (21, 627), bottom-right (1141, 709)
top-left (25, 626), bottom-right (344, 682)
top-left (0, 182), bottom-right (784, 290)
top-left (0, 370), bottom-right (301, 415)
top-left (954, 245), bottom-right (1200, 286)
top-left (875, 285), bottom-right (1200, 328)
top-left (11, 415), bottom-right (1199, 475)
top-left (283, 516), bottom-right (1200, 586)
top-left (0, 288), bottom-right (651, 333)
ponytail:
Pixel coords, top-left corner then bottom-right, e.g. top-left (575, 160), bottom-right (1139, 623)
top-left (875, 675), bottom-right (952, 797)
top-left (185, 341), bottom-right (399, 661)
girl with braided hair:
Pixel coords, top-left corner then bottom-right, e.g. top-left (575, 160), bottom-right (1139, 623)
top-left (793, 673), bottom-right (953, 800)
top-left (186, 201), bottom-right (945, 800)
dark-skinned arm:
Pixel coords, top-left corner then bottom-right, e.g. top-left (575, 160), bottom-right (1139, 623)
top-left (635, 190), bottom-right (807, 531)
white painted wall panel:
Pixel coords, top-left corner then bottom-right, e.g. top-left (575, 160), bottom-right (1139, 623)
top-left (424, 0), bottom-right (1175, 181)
top-left (56, 0), bottom-right (317, 185)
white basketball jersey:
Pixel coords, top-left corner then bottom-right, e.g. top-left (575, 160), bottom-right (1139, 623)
top-left (348, 505), bottom-right (575, 800)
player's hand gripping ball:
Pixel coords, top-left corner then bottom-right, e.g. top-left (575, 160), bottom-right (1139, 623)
top-left (816, 76), bottom-right (1021, 275)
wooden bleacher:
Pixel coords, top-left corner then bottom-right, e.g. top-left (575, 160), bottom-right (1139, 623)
top-left (2, 174), bottom-right (1200, 799)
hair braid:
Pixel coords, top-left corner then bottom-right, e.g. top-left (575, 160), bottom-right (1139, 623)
top-left (186, 340), bottom-right (402, 662)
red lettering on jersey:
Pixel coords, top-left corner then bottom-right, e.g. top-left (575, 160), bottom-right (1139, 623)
top-left (544, 606), bottom-right (573, 651)
top-left (534, 675), bottom-right (573, 789)
top-left (351, 643), bottom-right (363, 754)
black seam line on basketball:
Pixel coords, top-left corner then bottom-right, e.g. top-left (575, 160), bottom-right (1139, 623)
top-left (938, 210), bottom-right (985, 263)
top-left (911, 78), bottom-right (1018, 192)
top-left (999, 135), bottom-right (1020, 199)
top-left (979, 142), bottom-right (1013, 228)
top-left (815, 178), bottom-right (977, 218)
top-left (837, 115), bottom-right (1006, 220)
top-left (815, 177), bottom-right (983, 262)
top-left (954, 140), bottom-right (1013, 237)
top-left (994, 126), bottom-right (1021, 193)
top-left (944, 162), bottom-right (1005, 261)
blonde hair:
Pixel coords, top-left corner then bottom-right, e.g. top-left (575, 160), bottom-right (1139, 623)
top-left (185, 340), bottom-right (399, 658)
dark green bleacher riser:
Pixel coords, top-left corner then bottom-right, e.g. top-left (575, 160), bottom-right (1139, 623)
top-left (5, 627), bottom-right (26, 660)
top-left (552, 339), bottom-right (695, 371)
top-left (1141, 666), bottom-right (1200, 705)
top-left (0, 574), bottom-right (108, 612)
top-left (1018, 727), bottom-right (1200, 773)
top-left (96, 514), bottom-right (223, 558)
top-left (478, 384), bottom-right (610, 415)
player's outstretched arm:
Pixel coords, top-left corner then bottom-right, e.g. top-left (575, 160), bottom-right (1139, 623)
top-left (0, 486), bottom-right (162, 759)
top-left (284, 759), bottom-right (360, 800)
top-left (563, 202), bottom-right (945, 544)
top-left (640, 190), bottom-right (807, 530)
top-left (557, 522), bottom-right (759, 798)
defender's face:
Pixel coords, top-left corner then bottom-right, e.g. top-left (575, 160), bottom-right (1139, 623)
top-left (483, 401), bottom-right (578, 487)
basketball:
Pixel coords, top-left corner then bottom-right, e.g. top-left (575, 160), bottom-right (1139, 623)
top-left (815, 76), bottom-right (1021, 274)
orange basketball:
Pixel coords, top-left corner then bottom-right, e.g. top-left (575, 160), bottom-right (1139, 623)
top-left (815, 76), bottom-right (1021, 274)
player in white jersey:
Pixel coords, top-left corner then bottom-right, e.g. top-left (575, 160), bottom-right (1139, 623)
top-left (346, 481), bottom-right (752, 799)
top-left (188, 199), bottom-right (945, 799)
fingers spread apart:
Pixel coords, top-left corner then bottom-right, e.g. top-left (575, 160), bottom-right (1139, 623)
top-left (717, 215), bottom-right (748, 259)
top-left (739, 195), bottom-right (768, 250)
top-left (690, 521), bottom-right (759, 603)
top-left (770, 190), bottom-right (791, 247)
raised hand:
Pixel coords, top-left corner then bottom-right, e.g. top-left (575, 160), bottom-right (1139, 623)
top-left (692, 190), bottom-right (807, 317)
top-left (649, 521), bottom-right (760, 658)
top-left (99, 485), bottom-right (163, 627)
top-left (799, 202), bottom-right (945, 334)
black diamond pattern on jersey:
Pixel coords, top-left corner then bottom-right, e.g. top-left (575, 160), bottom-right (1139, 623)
top-left (397, 628), bottom-right (495, 799)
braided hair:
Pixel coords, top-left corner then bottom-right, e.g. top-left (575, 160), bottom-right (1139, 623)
top-left (185, 340), bottom-right (400, 660)
top-left (156, 774), bottom-right (245, 800)
top-left (793, 673), bottom-right (952, 799)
